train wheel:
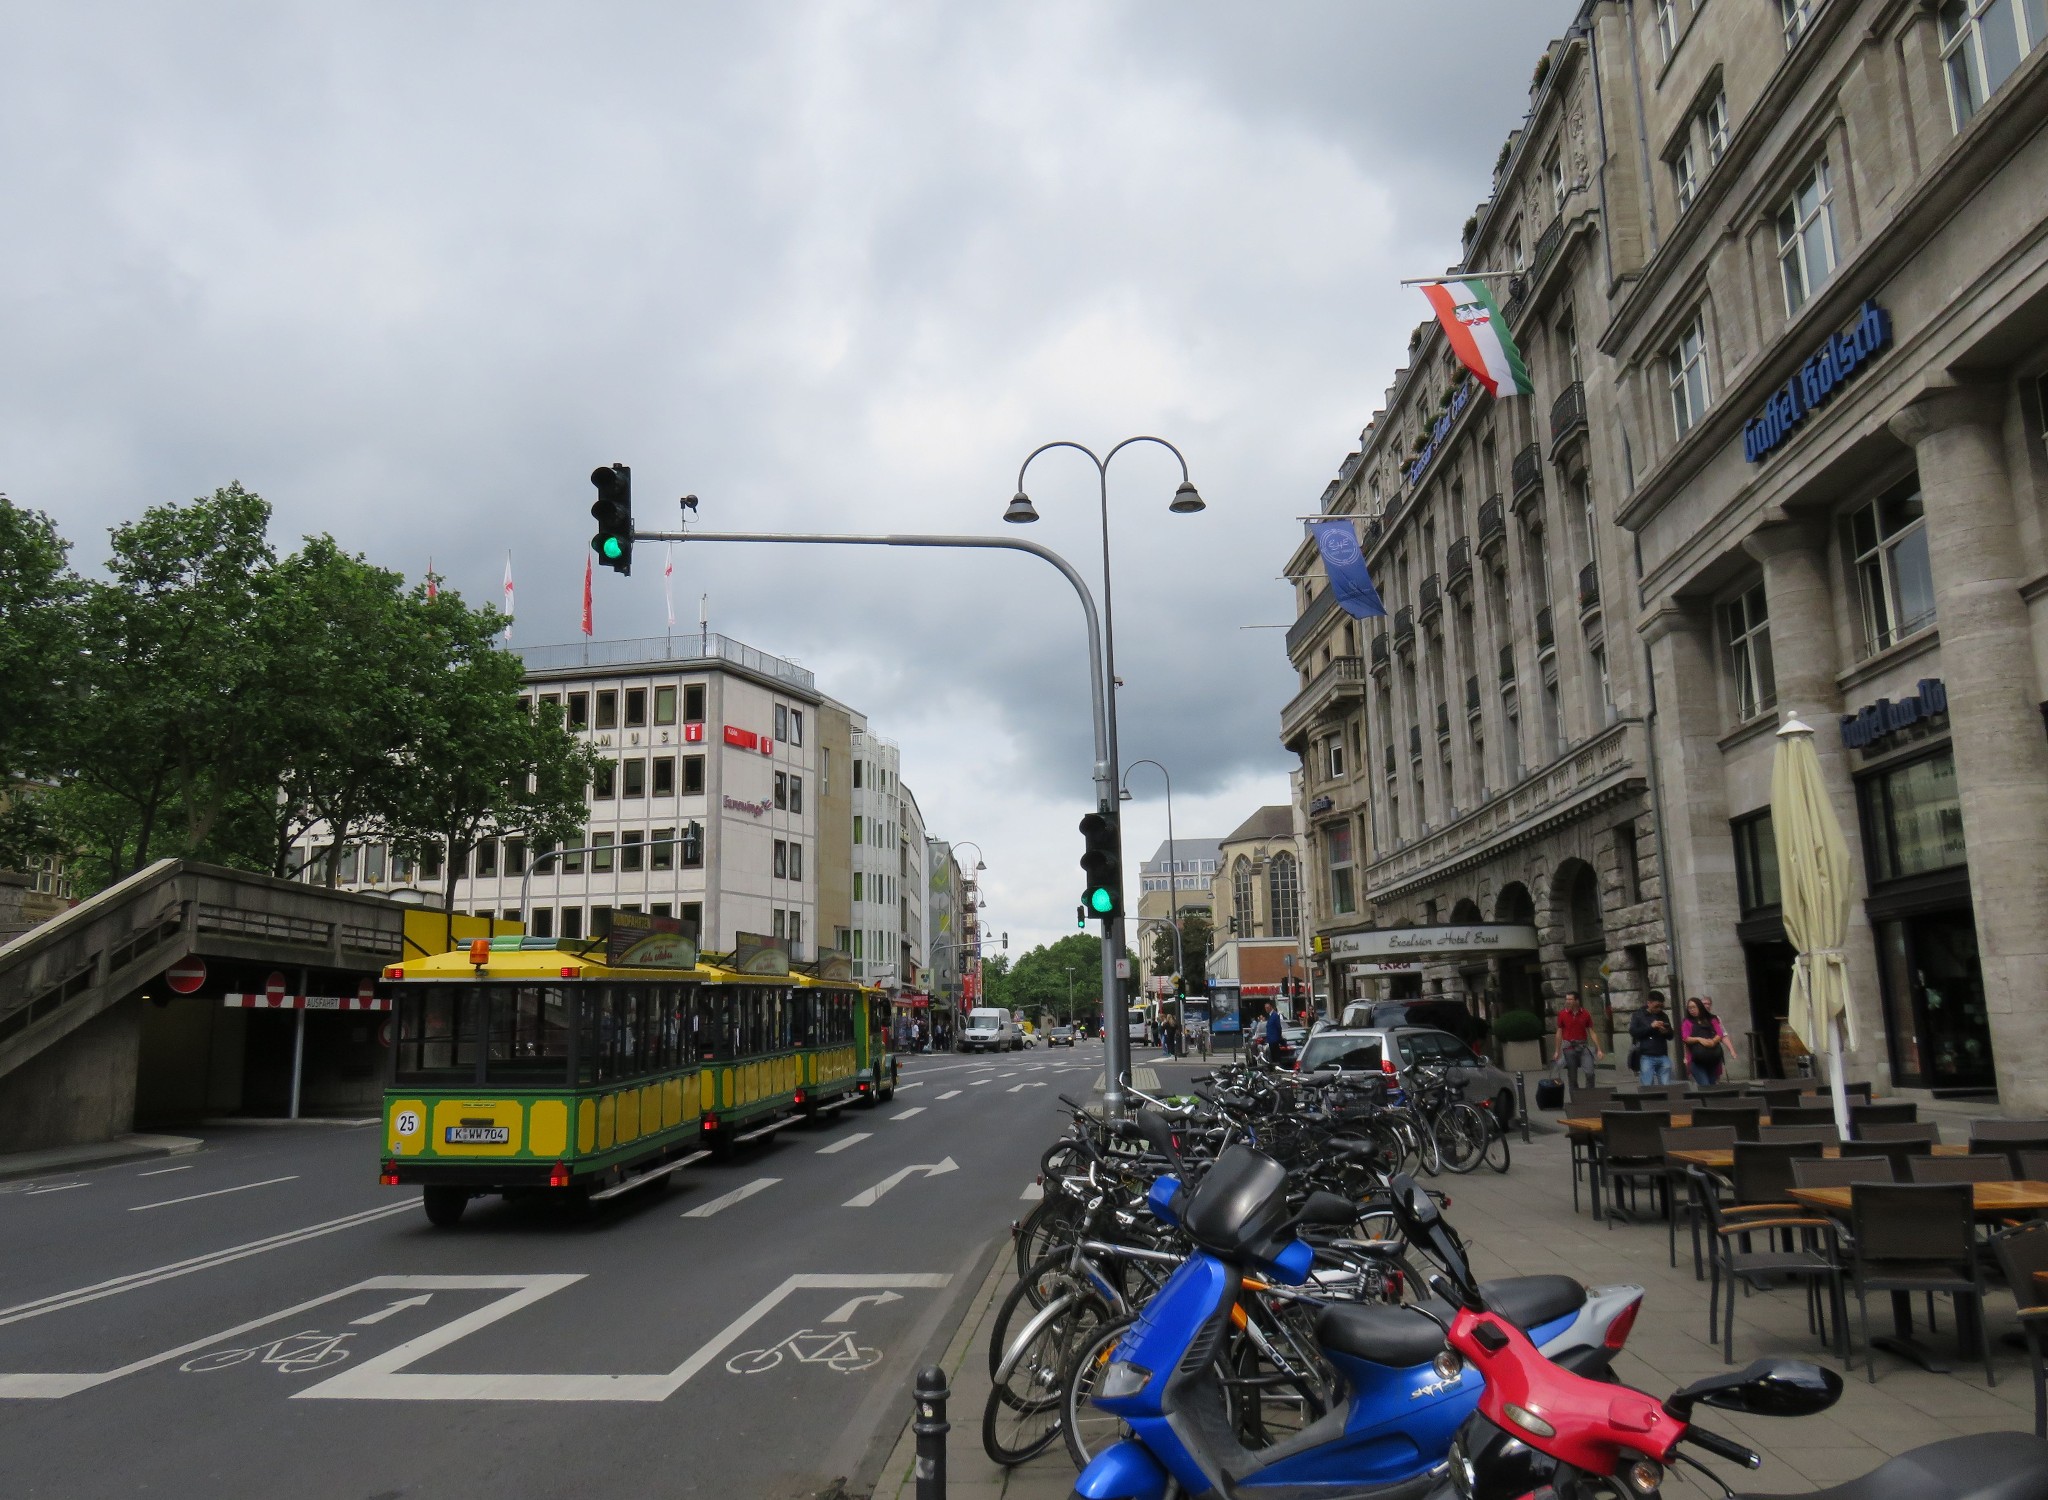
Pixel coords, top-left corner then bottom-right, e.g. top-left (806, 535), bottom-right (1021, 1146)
top-left (422, 1187), bottom-right (469, 1227)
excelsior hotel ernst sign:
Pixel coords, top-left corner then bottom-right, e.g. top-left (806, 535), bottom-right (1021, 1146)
top-left (1326, 925), bottom-right (1539, 960)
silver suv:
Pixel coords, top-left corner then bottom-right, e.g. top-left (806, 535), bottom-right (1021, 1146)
top-left (1294, 1025), bottom-right (1517, 1125)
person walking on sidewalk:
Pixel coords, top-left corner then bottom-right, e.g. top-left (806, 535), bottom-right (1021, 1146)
top-left (1682, 997), bottom-right (1733, 1088)
top-left (1554, 991), bottom-right (1601, 1092)
top-left (1629, 992), bottom-right (1675, 1086)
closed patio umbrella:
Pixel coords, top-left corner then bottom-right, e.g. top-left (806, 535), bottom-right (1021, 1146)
top-left (1771, 715), bottom-right (1858, 1139)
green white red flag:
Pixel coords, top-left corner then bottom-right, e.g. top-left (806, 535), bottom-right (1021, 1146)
top-left (1420, 279), bottom-right (1532, 398)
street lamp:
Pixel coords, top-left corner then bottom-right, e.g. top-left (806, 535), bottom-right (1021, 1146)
top-left (1005, 436), bottom-right (1203, 1115)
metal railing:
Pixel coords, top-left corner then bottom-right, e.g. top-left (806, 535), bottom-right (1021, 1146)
top-left (1370, 632), bottom-right (1390, 667)
top-left (518, 632), bottom-right (816, 693)
top-left (1550, 380), bottom-right (1587, 444)
top-left (1446, 536), bottom-right (1473, 587)
top-left (1478, 496), bottom-right (1506, 547)
top-left (1466, 675), bottom-right (1481, 712)
top-left (1499, 644), bottom-right (1516, 684)
top-left (1394, 605), bottom-right (1415, 645)
top-left (1419, 573), bottom-right (1442, 619)
top-left (1578, 560), bottom-right (1601, 611)
top-left (1285, 584), bottom-right (1342, 659)
top-left (1536, 607), bottom-right (1555, 650)
top-left (1511, 444), bottom-right (1543, 500)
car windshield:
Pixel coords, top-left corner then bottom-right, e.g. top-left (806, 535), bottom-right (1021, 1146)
top-left (1298, 1034), bottom-right (1383, 1072)
top-left (968, 1010), bottom-right (1003, 1027)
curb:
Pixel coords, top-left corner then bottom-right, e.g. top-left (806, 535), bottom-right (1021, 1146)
top-left (0, 1132), bottom-right (204, 1183)
top-left (866, 1235), bottom-right (1012, 1499)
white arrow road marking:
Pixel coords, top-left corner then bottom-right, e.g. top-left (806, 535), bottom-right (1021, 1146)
top-left (350, 1294), bottom-right (434, 1326)
top-left (1020, 1183), bottom-right (1044, 1200)
top-left (815, 1133), bottom-right (871, 1155)
top-left (823, 1290), bottom-right (901, 1324)
top-left (130, 1176), bottom-right (298, 1212)
top-left (1007, 1082), bottom-right (1046, 1094)
top-left (681, 1178), bottom-right (780, 1218)
top-left (937, 1090), bottom-right (961, 1100)
top-left (843, 1158), bottom-right (958, 1208)
top-left (890, 1107), bottom-right (925, 1121)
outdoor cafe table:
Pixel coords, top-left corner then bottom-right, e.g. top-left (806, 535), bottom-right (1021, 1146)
top-left (1669, 1144), bottom-right (1970, 1172)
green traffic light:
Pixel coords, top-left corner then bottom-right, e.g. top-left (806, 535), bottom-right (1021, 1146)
top-left (602, 536), bottom-right (624, 559)
top-left (1089, 887), bottom-right (1113, 914)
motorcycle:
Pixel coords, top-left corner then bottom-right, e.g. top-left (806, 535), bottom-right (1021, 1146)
top-left (1070, 1145), bottom-right (1643, 1500)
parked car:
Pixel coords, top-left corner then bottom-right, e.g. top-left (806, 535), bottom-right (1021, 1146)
top-left (1046, 1024), bottom-right (1077, 1048)
top-left (1340, 998), bottom-right (1491, 1049)
top-left (1297, 1024), bottom-right (1517, 1125)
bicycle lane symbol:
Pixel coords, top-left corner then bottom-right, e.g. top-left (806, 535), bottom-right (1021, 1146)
top-left (179, 1330), bottom-right (356, 1376)
top-left (725, 1329), bottom-right (881, 1376)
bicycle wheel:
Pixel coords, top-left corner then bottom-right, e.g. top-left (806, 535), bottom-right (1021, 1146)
top-left (1481, 1115), bottom-right (1512, 1174)
top-left (1434, 1105), bottom-right (1488, 1174)
top-left (987, 1258), bottom-right (1083, 1379)
top-left (1061, 1316), bottom-right (1135, 1470)
top-left (1013, 1198), bottom-right (1081, 1282)
top-left (984, 1294), bottom-right (1112, 1467)
top-left (1413, 1115), bottom-right (1444, 1177)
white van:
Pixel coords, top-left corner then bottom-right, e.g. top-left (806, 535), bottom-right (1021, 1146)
top-left (961, 1007), bottom-right (1022, 1053)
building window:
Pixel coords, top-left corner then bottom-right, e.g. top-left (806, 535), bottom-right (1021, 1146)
top-left (1614, 820), bottom-right (1642, 905)
top-left (1231, 856), bottom-right (1255, 937)
top-left (1860, 750), bottom-right (1967, 881)
top-left (1540, 663), bottom-right (1563, 761)
top-left (853, 815), bottom-right (863, 844)
top-left (364, 843), bottom-right (386, 883)
top-left (1653, 0), bottom-right (1679, 59)
top-left (475, 839), bottom-right (497, 878)
top-left (682, 902), bottom-right (702, 934)
top-left (506, 839), bottom-right (526, 877)
top-left (789, 709), bottom-right (804, 745)
top-left (774, 840), bottom-right (789, 879)
top-left (1267, 853), bottom-right (1302, 938)
top-left (592, 832), bottom-right (614, 873)
top-left (680, 822), bottom-right (703, 869)
top-left (1782, 0), bottom-right (1825, 47)
top-left (621, 831), bottom-right (644, 873)
top-left (683, 755), bottom-right (705, 795)
top-left (1732, 811), bottom-right (1781, 911)
top-left (531, 906), bottom-right (555, 938)
top-left (1591, 644), bottom-right (1614, 724)
top-left (1503, 685), bottom-right (1524, 782)
top-left (1850, 487), bottom-right (1936, 655)
top-left (853, 760), bottom-right (864, 789)
top-left (654, 685), bottom-right (676, 725)
top-left (561, 906), bottom-right (584, 940)
top-left (622, 758), bottom-right (646, 798)
top-left (1546, 150), bottom-right (1565, 216)
top-left (789, 842), bottom-right (803, 882)
top-left (774, 772), bottom-right (789, 811)
top-left (1777, 157), bottom-right (1837, 315)
top-left (1702, 91), bottom-right (1730, 162)
top-left (653, 756), bottom-right (675, 796)
top-left (774, 704), bottom-right (788, 740)
top-left (1724, 581), bottom-right (1777, 722)
top-left (624, 688), bottom-right (646, 728)
top-left (683, 684), bottom-right (705, 723)
top-left (853, 871), bottom-right (863, 902)
top-left (593, 761), bottom-right (616, 799)
top-left (338, 845), bottom-right (359, 884)
top-left (595, 691), bottom-right (618, 730)
top-left (652, 829), bottom-right (674, 871)
top-left (562, 837), bottom-right (583, 875)
top-left (789, 775), bottom-right (803, 814)
top-left (566, 692), bottom-right (589, 729)
top-left (1667, 315), bottom-right (1711, 438)
top-left (1940, 0), bottom-right (2045, 127)
top-left (1326, 823), bottom-right (1357, 916)
top-left (1325, 737), bottom-right (1346, 780)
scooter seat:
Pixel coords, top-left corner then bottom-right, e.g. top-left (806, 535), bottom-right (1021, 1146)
top-left (1314, 1276), bottom-right (1586, 1368)
top-left (1735, 1433), bottom-right (2048, 1500)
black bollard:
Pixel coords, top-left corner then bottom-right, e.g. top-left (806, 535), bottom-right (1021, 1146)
top-left (1515, 1070), bottom-right (1531, 1145)
top-left (913, 1365), bottom-right (949, 1500)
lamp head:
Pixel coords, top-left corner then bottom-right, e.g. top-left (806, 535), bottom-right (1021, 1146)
top-left (1169, 481), bottom-right (1205, 515)
top-left (1004, 491), bottom-right (1040, 524)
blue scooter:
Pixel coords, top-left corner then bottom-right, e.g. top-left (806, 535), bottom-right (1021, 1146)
top-left (1071, 1145), bottom-right (1642, 1500)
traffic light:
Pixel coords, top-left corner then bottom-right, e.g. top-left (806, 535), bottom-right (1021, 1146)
top-left (1075, 906), bottom-right (1086, 930)
top-left (1078, 810), bottom-right (1122, 921)
top-left (590, 463), bottom-right (634, 575)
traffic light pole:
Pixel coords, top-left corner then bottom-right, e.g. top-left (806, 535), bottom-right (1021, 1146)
top-left (638, 526), bottom-right (1135, 1114)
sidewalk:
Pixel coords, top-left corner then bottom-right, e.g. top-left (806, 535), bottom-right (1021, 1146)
top-left (871, 1123), bottom-right (2039, 1498)
top-left (0, 1131), bottom-right (202, 1183)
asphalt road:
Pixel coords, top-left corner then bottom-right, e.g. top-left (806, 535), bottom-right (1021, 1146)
top-left (0, 1045), bottom-right (1114, 1500)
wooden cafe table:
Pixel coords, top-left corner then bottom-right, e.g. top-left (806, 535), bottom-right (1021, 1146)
top-left (1670, 1143), bottom-right (1969, 1172)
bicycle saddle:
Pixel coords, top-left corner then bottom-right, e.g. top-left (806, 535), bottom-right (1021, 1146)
top-left (1735, 1433), bottom-right (2048, 1500)
top-left (1314, 1275), bottom-right (1585, 1368)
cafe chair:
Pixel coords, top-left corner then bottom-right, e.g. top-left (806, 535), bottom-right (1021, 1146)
top-left (1972, 1122), bottom-right (2048, 1179)
top-left (1565, 1090), bottom-right (1617, 1213)
top-left (1991, 1222), bottom-right (2048, 1437)
top-left (1910, 1155), bottom-right (2013, 1184)
top-left (1599, 1109), bottom-right (1674, 1226)
top-left (1842, 1139), bottom-right (1933, 1182)
top-left (1772, 1104), bottom-right (1841, 1127)
top-left (1747, 1081), bottom-right (1807, 1108)
top-left (1693, 1104), bottom-right (1764, 1142)
top-left (1685, 1086), bottom-right (1748, 1103)
top-left (1794, 1157), bottom-right (1895, 1188)
top-left (1859, 1121), bottom-right (1941, 1145)
top-left (2019, 1151), bottom-right (2048, 1183)
top-left (1845, 1182), bottom-right (1995, 1386)
top-left (1567, 1085), bottom-right (1616, 1111)
top-left (1851, 1102), bottom-right (1920, 1131)
top-left (1761, 1126), bottom-right (1842, 1148)
top-left (1802, 1082), bottom-right (1874, 1103)
top-left (1694, 1163), bottom-right (1845, 1365)
top-left (1662, 1125), bottom-right (1739, 1277)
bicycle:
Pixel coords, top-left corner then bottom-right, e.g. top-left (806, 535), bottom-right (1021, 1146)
top-left (179, 1330), bottom-right (354, 1375)
top-left (724, 1329), bottom-right (881, 1375)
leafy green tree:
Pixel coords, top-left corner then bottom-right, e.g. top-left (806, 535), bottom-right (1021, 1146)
top-left (0, 494), bottom-right (83, 867)
top-left (1149, 909), bottom-right (1212, 994)
top-left (997, 933), bottom-right (1106, 1024)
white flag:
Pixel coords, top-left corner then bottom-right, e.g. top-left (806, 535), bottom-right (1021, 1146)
top-left (664, 544), bottom-right (675, 629)
top-left (502, 552), bottom-right (515, 642)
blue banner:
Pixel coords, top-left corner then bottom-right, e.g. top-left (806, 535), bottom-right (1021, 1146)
top-left (1310, 520), bottom-right (1386, 619)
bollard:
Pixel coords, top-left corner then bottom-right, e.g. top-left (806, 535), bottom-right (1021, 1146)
top-left (1514, 1070), bottom-right (1531, 1145)
top-left (913, 1365), bottom-right (949, 1500)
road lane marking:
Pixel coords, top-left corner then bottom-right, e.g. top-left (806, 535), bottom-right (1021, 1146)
top-left (844, 1158), bottom-right (958, 1208)
top-left (969, 1079), bottom-right (992, 1086)
top-left (137, 1165), bottom-right (192, 1177)
top-left (25, 1184), bottom-right (88, 1195)
top-left (130, 1176), bottom-right (299, 1212)
top-left (936, 1090), bottom-right (961, 1100)
top-left (895, 1081), bottom-right (924, 1090)
top-left (890, 1107), bottom-right (925, 1120)
top-left (680, 1178), bottom-right (780, 1218)
top-left (815, 1133), bottom-right (871, 1155)
top-left (1007, 1082), bottom-right (1046, 1094)
top-left (999, 1072), bottom-right (1018, 1078)
top-left (1020, 1183), bottom-right (1044, 1200)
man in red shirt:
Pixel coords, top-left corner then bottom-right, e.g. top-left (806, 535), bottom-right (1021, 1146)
top-left (1554, 991), bottom-right (1601, 1092)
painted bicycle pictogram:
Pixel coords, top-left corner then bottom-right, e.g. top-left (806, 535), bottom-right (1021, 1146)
top-left (725, 1328), bottom-right (881, 1375)
top-left (179, 1329), bottom-right (356, 1375)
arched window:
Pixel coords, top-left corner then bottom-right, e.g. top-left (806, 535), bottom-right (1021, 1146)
top-left (1267, 853), bottom-right (1302, 939)
top-left (1232, 856), bottom-right (1254, 937)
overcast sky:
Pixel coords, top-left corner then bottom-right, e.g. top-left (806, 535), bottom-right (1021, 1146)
top-left (2, 1), bottom-right (1575, 955)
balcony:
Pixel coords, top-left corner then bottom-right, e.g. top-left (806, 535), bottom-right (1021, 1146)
top-left (1499, 644), bottom-right (1515, 684)
top-left (1511, 443), bottom-right (1544, 509)
top-left (1465, 674), bottom-right (1481, 713)
top-left (1446, 536), bottom-right (1473, 591)
top-left (1578, 560), bottom-right (1601, 612)
top-left (1284, 582), bottom-right (1342, 660)
top-left (1435, 701), bottom-right (1450, 738)
top-left (1418, 572), bottom-right (1442, 621)
top-left (1549, 380), bottom-right (1587, 448)
top-left (1370, 632), bottom-right (1390, 671)
top-left (1477, 496), bottom-right (1507, 554)
top-left (1384, 744), bottom-right (1397, 778)
top-left (1279, 653), bottom-right (1368, 750)
top-left (1363, 516), bottom-right (1384, 547)
top-left (1501, 274), bottom-right (1528, 325)
top-left (1532, 215), bottom-right (1564, 280)
top-left (1536, 607), bottom-right (1555, 651)
top-left (1394, 605), bottom-right (1415, 648)
top-left (1408, 726), bottom-right (1423, 760)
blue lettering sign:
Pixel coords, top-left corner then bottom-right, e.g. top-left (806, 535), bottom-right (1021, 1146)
top-left (1745, 300), bottom-right (1891, 463)
top-left (1839, 677), bottom-right (1946, 749)
top-left (1404, 382), bottom-right (1473, 487)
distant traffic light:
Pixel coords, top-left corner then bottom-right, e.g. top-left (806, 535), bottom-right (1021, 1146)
top-left (1075, 906), bottom-right (1086, 930)
top-left (590, 463), bottom-right (634, 575)
top-left (1078, 810), bottom-right (1122, 921)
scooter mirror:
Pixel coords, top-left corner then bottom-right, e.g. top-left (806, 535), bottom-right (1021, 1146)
top-left (1666, 1358), bottom-right (1841, 1420)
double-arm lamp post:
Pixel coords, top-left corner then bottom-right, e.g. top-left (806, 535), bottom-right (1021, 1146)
top-left (1004, 439), bottom-right (1202, 1114)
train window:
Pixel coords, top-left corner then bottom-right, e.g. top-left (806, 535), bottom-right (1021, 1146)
top-left (482, 985), bottom-right (571, 1085)
top-left (395, 988), bottom-right (478, 1082)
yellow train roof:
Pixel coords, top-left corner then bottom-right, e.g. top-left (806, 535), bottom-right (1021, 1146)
top-left (383, 939), bottom-right (882, 993)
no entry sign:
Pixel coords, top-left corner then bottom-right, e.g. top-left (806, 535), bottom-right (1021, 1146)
top-left (164, 958), bottom-right (207, 995)
top-left (265, 972), bottom-right (288, 1004)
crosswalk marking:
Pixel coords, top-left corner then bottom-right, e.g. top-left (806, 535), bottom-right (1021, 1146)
top-left (681, 1178), bottom-right (780, 1218)
top-left (815, 1133), bottom-right (871, 1155)
top-left (891, 1107), bottom-right (925, 1121)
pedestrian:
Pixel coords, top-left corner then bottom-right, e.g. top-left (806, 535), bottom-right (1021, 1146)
top-left (1682, 997), bottom-right (1733, 1087)
top-left (1629, 992), bottom-right (1674, 1086)
top-left (1553, 990), bottom-right (1601, 1093)
top-left (1261, 1000), bottom-right (1282, 1066)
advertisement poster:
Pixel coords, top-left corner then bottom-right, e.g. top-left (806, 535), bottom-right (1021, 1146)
top-left (603, 909), bottom-right (699, 970)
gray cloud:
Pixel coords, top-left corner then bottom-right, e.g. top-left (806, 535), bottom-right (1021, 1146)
top-left (0, 0), bottom-right (1575, 950)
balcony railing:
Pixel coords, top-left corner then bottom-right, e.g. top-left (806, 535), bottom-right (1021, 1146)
top-left (1511, 443), bottom-right (1543, 500)
top-left (1578, 560), bottom-right (1601, 611)
top-left (1477, 496), bottom-right (1506, 551)
top-left (1499, 644), bottom-right (1515, 684)
top-left (1536, 606), bottom-right (1555, 651)
top-left (1465, 674), bottom-right (1481, 713)
top-left (1435, 701), bottom-right (1450, 738)
top-left (1370, 632), bottom-right (1390, 668)
top-left (1364, 516), bottom-right (1384, 546)
top-left (1408, 726), bottom-right (1423, 759)
top-left (1419, 573), bottom-right (1442, 620)
top-left (1279, 654), bottom-right (1367, 744)
top-left (1284, 583), bottom-right (1342, 660)
top-left (1394, 605), bottom-right (1415, 645)
top-left (1550, 380), bottom-right (1587, 445)
top-left (1384, 744), bottom-right (1397, 778)
top-left (1446, 536), bottom-right (1473, 588)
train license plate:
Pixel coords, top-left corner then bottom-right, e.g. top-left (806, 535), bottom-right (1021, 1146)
top-left (444, 1126), bottom-right (510, 1144)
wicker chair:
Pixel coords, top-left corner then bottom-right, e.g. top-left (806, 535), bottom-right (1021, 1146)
top-left (1663, 1125), bottom-right (1738, 1277)
top-left (1695, 1162), bottom-right (1844, 1364)
top-left (1910, 1155), bottom-right (2013, 1184)
top-left (1851, 1102), bottom-right (1920, 1132)
top-left (1598, 1109), bottom-right (1674, 1225)
top-left (1859, 1122), bottom-right (1941, 1144)
top-left (1992, 1222), bottom-right (2048, 1436)
top-left (1693, 1104), bottom-right (1764, 1142)
top-left (1845, 1183), bottom-right (1995, 1385)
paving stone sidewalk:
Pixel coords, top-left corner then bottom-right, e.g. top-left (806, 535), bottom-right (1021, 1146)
top-left (871, 1119), bottom-right (2039, 1498)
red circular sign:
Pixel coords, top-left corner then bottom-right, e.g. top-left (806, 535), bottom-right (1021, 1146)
top-left (377, 1019), bottom-right (393, 1048)
top-left (165, 958), bottom-right (207, 995)
top-left (265, 971), bottom-right (288, 1003)
top-left (357, 978), bottom-right (376, 1001)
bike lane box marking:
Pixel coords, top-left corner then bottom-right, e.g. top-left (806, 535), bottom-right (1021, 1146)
top-left (296, 1272), bottom-right (951, 1403)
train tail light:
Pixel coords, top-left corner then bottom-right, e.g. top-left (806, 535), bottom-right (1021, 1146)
top-left (793, 1089), bottom-right (806, 1107)
top-left (379, 1161), bottom-right (400, 1186)
top-left (548, 1161), bottom-right (571, 1189)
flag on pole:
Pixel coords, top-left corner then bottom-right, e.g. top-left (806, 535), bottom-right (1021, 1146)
top-left (426, 558), bottom-right (438, 600)
top-left (664, 545), bottom-right (675, 629)
top-left (502, 553), bottom-right (515, 643)
top-left (581, 554), bottom-right (594, 638)
top-left (1419, 279), bottom-right (1532, 398)
top-left (1309, 520), bottom-right (1386, 619)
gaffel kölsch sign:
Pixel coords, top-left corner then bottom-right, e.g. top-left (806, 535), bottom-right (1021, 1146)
top-left (1743, 300), bottom-right (1893, 463)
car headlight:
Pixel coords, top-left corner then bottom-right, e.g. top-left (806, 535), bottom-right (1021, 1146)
top-left (1098, 1360), bottom-right (1152, 1400)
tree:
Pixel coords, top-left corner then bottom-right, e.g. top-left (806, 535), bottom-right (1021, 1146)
top-left (1149, 910), bottom-right (1212, 994)
top-left (997, 933), bottom-right (1106, 1024)
top-left (0, 494), bottom-right (83, 867)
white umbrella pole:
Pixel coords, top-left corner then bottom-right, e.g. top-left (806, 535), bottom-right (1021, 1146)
top-left (1828, 1015), bottom-right (1851, 1139)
